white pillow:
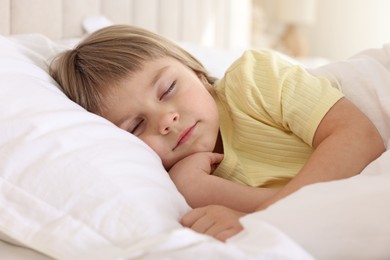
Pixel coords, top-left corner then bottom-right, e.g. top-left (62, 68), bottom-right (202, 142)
top-left (0, 34), bottom-right (190, 259)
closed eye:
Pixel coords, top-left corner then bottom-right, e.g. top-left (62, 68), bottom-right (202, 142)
top-left (160, 81), bottom-right (176, 100)
top-left (130, 119), bottom-right (144, 135)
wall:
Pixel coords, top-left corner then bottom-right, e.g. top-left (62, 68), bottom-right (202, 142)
top-left (307, 0), bottom-right (390, 60)
top-left (256, 0), bottom-right (390, 60)
top-left (1, 0), bottom-right (252, 50)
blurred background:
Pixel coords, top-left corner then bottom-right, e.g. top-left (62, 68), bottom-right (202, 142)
top-left (253, 0), bottom-right (390, 60)
top-left (2, 0), bottom-right (390, 62)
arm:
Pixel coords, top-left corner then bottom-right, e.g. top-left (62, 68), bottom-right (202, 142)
top-left (169, 152), bottom-right (278, 213)
top-left (181, 97), bottom-right (385, 241)
top-left (256, 97), bottom-right (385, 209)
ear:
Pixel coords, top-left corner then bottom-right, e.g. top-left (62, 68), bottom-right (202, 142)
top-left (196, 72), bottom-right (213, 93)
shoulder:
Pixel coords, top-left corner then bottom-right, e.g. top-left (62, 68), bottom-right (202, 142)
top-left (225, 49), bottom-right (293, 75)
top-left (212, 50), bottom-right (292, 125)
top-left (213, 49), bottom-right (294, 93)
top-left (214, 49), bottom-right (296, 91)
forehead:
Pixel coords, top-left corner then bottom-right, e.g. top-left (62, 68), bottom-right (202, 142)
top-left (101, 56), bottom-right (192, 120)
top-left (124, 57), bottom-right (185, 83)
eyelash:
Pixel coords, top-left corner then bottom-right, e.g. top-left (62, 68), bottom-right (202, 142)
top-left (160, 81), bottom-right (176, 100)
top-left (130, 119), bottom-right (144, 134)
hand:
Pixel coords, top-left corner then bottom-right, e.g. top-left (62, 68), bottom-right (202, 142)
top-left (169, 152), bottom-right (224, 179)
top-left (181, 205), bottom-right (245, 242)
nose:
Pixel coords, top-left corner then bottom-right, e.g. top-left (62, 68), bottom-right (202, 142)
top-left (158, 112), bottom-right (179, 135)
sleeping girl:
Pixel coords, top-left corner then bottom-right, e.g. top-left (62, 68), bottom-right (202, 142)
top-left (49, 25), bottom-right (385, 242)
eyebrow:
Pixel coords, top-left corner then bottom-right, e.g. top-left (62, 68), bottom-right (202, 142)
top-left (150, 65), bottom-right (170, 88)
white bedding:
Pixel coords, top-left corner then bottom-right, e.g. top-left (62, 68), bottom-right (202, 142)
top-left (0, 34), bottom-right (389, 259)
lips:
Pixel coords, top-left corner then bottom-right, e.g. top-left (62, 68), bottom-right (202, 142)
top-left (173, 123), bottom-right (197, 150)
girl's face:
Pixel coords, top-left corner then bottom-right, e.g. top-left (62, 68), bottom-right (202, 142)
top-left (103, 57), bottom-right (220, 169)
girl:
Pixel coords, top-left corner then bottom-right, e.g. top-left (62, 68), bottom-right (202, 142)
top-left (49, 25), bottom-right (384, 242)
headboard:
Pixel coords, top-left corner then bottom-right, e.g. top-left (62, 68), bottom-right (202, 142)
top-left (0, 0), bottom-right (252, 50)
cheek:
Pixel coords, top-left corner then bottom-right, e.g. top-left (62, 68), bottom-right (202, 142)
top-left (185, 88), bottom-right (215, 110)
top-left (198, 92), bottom-right (219, 122)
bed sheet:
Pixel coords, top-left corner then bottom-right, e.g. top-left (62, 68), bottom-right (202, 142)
top-left (1, 33), bottom-right (390, 259)
top-left (0, 240), bottom-right (51, 260)
top-left (0, 226), bottom-right (312, 260)
top-left (1, 155), bottom-right (389, 260)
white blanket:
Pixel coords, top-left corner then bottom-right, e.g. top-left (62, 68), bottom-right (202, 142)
top-left (240, 150), bottom-right (390, 259)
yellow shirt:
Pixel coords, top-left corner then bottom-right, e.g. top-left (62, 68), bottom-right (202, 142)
top-left (212, 50), bottom-right (343, 188)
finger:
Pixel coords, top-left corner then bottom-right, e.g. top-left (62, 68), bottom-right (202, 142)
top-left (188, 214), bottom-right (215, 234)
top-left (180, 207), bottom-right (207, 227)
top-left (204, 218), bottom-right (242, 237)
top-left (215, 227), bottom-right (243, 242)
top-left (210, 153), bottom-right (224, 164)
top-left (209, 153), bottom-right (224, 173)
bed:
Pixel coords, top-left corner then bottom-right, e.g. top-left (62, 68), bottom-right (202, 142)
top-left (1, 0), bottom-right (390, 259)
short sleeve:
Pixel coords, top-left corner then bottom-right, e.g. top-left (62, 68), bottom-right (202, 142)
top-left (220, 50), bottom-right (344, 145)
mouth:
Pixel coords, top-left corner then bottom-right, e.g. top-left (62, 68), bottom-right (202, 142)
top-left (173, 122), bottom-right (198, 150)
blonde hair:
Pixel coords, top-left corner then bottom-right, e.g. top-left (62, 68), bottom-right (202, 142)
top-left (49, 25), bottom-right (215, 115)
